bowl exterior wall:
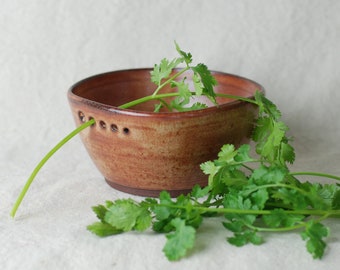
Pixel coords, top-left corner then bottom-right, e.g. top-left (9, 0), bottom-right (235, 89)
top-left (68, 69), bottom-right (263, 197)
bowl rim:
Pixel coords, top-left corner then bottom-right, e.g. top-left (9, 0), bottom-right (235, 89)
top-left (68, 68), bottom-right (265, 117)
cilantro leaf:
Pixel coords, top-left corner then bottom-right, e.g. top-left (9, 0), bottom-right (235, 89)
top-left (192, 72), bottom-right (204, 96)
top-left (272, 188), bottom-right (309, 209)
top-left (227, 230), bottom-right (264, 247)
top-left (191, 184), bottom-right (211, 199)
top-left (234, 144), bottom-right (254, 163)
top-left (175, 41), bottom-right (192, 65)
top-left (200, 160), bottom-right (221, 186)
top-left (332, 189), bottom-right (340, 209)
top-left (85, 46), bottom-right (340, 262)
top-left (163, 218), bottom-right (196, 261)
top-left (104, 199), bottom-right (151, 232)
top-left (87, 222), bottom-right (123, 237)
top-left (223, 193), bottom-right (257, 226)
top-left (91, 204), bottom-right (108, 222)
top-left (251, 164), bottom-right (288, 185)
top-left (191, 63), bottom-right (217, 104)
top-left (87, 203), bottom-right (124, 237)
top-left (151, 58), bottom-right (183, 85)
top-left (218, 144), bottom-right (237, 163)
top-left (255, 91), bottom-right (282, 121)
top-left (301, 221), bottom-right (329, 259)
top-left (263, 209), bottom-right (305, 228)
top-left (250, 188), bottom-right (269, 210)
top-left (279, 141), bottom-right (295, 164)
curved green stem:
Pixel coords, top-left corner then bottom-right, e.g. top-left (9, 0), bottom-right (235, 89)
top-left (157, 203), bottom-right (340, 217)
top-left (290, 171), bottom-right (340, 182)
top-left (215, 93), bottom-right (258, 104)
top-left (118, 93), bottom-right (181, 109)
top-left (247, 221), bottom-right (306, 233)
top-left (119, 92), bottom-right (258, 110)
top-left (11, 78), bottom-right (257, 218)
top-left (10, 119), bottom-right (95, 218)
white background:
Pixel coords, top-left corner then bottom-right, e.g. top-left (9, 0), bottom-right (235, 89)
top-left (1, 1), bottom-right (339, 269)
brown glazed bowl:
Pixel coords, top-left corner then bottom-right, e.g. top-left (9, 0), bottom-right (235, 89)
top-left (68, 69), bottom-right (264, 197)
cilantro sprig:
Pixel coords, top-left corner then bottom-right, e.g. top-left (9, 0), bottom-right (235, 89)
top-left (10, 43), bottom-right (340, 262)
top-left (120, 41), bottom-right (217, 112)
top-left (88, 46), bottom-right (340, 260)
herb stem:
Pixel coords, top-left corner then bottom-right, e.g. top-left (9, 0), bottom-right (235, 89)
top-left (118, 93), bottom-right (181, 109)
top-left (10, 119), bottom-right (95, 218)
top-left (156, 203), bottom-right (340, 217)
top-left (290, 171), bottom-right (340, 182)
top-left (247, 222), bottom-right (306, 232)
top-left (215, 93), bottom-right (258, 104)
top-left (248, 214), bottom-right (331, 233)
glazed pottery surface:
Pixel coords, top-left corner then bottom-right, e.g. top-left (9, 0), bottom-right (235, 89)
top-left (68, 69), bottom-right (264, 197)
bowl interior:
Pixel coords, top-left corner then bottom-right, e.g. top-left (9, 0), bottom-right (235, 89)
top-left (70, 69), bottom-right (263, 112)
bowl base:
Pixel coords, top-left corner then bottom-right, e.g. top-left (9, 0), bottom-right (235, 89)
top-left (105, 179), bottom-right (194, 198)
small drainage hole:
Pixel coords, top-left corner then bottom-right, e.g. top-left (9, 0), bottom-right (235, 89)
top-left (99, 121), bottom-right (106, 129)
top-left (111, 124), bottom-right (118, 132)
top-left (123, 127), bottom-right (130, 134)
top-left (78, 111), bottom-right (86, 123)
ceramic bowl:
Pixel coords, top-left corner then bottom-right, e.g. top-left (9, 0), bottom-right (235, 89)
top-left (68, 69), bottom-right (264, 197)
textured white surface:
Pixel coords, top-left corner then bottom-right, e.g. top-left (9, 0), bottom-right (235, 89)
top-left (1, 0), bottom-right (339, 269)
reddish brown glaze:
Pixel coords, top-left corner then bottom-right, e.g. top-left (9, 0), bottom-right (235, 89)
top-left (68, 69), bottom-right (264, 197)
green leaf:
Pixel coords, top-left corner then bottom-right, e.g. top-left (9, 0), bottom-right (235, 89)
top-left (220, 168), bottom-right (248, 187)
top-left (200, 160), bottom-right (221, 186)
top-left (332, 189), bottom-right (340, 209)
top-left (272, 188), bottom-right (309, 209)
top-left (250, 188), bottom-right (269, 210)
top-left (163, 218), bottom-right (196, 261)
top-left (298, 182), bottom-right (336, 210)
top-left (169, 80), bottom-right (194, 112)
top-left (262, 209), bottom-right (305, 228)
top-left (301, 183), bottom-right (340, 210)
top-left (104, 199), bottom-right (151, 232)
top-left (87, 222), bottom-right (123, 237)
top-left (234, 144), bottom-right (254, 163)
top-left (301, 221), bottom-right (329, 259)
top-left (255, 92), bottom-right (282, 120)
top-left (191, 184), bottom-right (211, 199)
top-left (175, 41), bottom-right (192, 65)
top-left (261, 121), bottom-right (288, 159)
top-left (252, 116), bottom-right (272, 143)
top-left (152, 191), bottom-right (175, 232)
top-left (91, 204), bottom-right (108, 222)
top-left (251, 164), bottom-right (288, 185)
top-left (222, 220), bottom-right (245, 233)
top-left (223, 193), bottom-right (257, 226)
top-left (151, 58), bottom-right (183, 85)
top-left (218, 144), bottom-right (237, 163)
top-left (279, 141), bottom-right (295, 164)
top-left (227, 230), bottom-right (264, 247)
top-left (187, 102), bottom-right (208, 110)
top-left (192, 72), bottom-right (204, 96)
top-left (191, 63), bottom-right (217, 104)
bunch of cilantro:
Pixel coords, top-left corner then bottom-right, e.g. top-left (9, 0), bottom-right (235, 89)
top-left (87, 44), bottom-right (340, 261)
top-left (10, 43), bottom-right (339, 262)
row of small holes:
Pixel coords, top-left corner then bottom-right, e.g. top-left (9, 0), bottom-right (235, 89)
top-left (78, 111), bottom-right (130, 134)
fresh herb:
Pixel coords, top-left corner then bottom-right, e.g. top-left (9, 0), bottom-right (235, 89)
top-left (121, 41), bottom-right (218, 112)
top-left (87, 92), bottom-right (340, 260)
top-left (11, 43), bottom-right (340, 262)
top-left (87, 46), bottom-right (340, 261)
